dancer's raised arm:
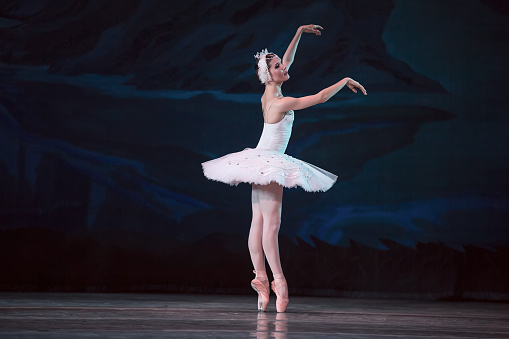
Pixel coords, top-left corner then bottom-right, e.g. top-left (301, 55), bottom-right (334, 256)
top-left (283, 24), bottom-right (323, 70)
top-left (275, 77), bottom-right (367, 112)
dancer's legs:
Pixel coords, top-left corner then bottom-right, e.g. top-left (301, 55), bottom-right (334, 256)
top-left (257, 182), bottom-right (288, 300)
top-left (257, 182), bottom-right (283, 275)
top-left (249, 184), bottom-right (270, 311)
top-left (248, 184), bottom-right (266, 274)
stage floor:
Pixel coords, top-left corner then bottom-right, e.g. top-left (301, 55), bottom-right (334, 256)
top-left (0, 293), bottom-right (507, 338)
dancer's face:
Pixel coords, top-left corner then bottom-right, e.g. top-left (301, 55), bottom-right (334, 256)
top-left (268, 56), bottom-right (289, 83)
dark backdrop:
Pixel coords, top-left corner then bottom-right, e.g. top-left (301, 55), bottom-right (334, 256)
top-left (0, 0), bottom-right (508, 300)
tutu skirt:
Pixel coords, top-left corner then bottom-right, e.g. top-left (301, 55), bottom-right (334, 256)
top-left (202, 148), bottom-right (337, 192)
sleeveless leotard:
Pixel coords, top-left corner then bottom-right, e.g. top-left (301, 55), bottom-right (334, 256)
top-left (201, 99), bottom-right (337, 192)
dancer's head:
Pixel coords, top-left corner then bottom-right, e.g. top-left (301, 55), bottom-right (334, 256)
top-left (254, 49), bottom-right (289, 85)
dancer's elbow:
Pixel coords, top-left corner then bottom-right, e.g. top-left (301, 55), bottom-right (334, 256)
top-left (319, 91), bottom-right (328, 104)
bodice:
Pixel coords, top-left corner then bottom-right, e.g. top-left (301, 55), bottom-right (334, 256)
top-left (255, 111), bottom-right (294, 153)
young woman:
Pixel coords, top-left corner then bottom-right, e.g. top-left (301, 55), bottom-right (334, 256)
top-left (202, 24), bottom-right (367, 312)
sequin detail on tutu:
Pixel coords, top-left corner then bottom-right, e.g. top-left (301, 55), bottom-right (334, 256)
top-left (201, 109), bottom-right (337, 192)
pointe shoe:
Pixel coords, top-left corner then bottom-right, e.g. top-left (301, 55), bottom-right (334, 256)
top-left (271, 278), bottom-right (289, 313)
top-left (251, 270), bottom-right (270, 311)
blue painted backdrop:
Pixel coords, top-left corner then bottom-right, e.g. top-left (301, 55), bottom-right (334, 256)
top-left (0, 0), bottom-right (507, 298)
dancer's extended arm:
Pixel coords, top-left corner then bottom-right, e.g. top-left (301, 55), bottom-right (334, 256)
top-left (283, 24), bottom-right (323, 70)
top-left (276, 78), bottom-right (367, 112)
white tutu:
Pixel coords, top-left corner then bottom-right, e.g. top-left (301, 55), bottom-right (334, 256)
top-left (201, 109), bottom-right (337, 192)
top-left (202, 147), bottom-right (337, 192)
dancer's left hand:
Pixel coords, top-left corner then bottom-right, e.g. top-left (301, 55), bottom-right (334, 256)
top-left (347, 79), bottom-right (367, 95)
top-left (301, 24), bottom-right (323, 36)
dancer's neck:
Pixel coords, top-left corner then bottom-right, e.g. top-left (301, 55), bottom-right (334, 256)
top-left (265, 82), bottom-right (283, 98)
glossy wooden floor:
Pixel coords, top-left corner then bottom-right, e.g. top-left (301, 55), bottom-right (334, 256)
top-left (0, 293), bottom-right (507, 338)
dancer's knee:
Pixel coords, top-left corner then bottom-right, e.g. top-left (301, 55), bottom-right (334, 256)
top-left (263, 218), bottom-right (281, 234)
top-left (251, 213), bottom-right (263, 225)
top-left (248, 222), bottom-right (263, 245)
top-left (249, 218), bottom-right (262, 232)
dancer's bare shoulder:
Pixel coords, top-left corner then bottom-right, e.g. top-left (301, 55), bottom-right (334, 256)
top-left (261, 96), bottom-right (287, 124)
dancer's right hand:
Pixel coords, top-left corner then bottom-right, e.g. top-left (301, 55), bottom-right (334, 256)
top-left (300, 24), bottom-right (323, 36)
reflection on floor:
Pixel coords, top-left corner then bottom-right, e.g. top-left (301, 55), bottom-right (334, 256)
top-left (0, 293), bottom-right (508, 338)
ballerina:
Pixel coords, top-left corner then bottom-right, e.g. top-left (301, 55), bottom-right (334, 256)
top-left (202, 24), bottom-right (367, 312)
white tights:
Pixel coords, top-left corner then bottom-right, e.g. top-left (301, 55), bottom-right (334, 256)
top-left (248, 182), bottom-right (288, 299)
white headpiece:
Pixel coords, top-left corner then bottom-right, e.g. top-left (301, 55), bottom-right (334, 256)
top-left (254, 48), bottom-right (273, 85)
